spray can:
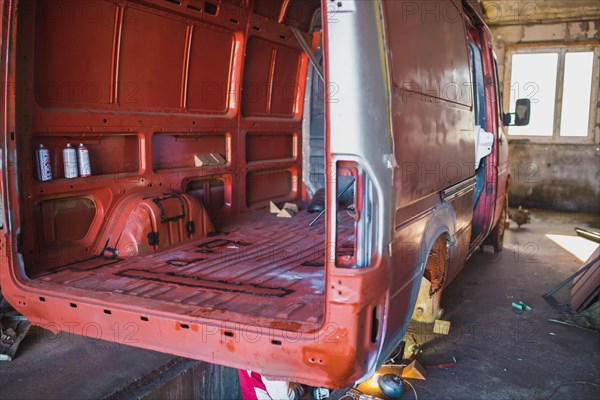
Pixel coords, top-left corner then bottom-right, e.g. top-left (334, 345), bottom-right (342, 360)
top-left (63, 143), bottom-right (78, 179)
top-left (35, 144), bottom-right (53, 181)
top-left (77, 143), bottom-right (91, 177)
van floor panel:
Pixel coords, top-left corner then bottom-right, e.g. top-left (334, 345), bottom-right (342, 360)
top-left (33, 210), bottom-right (351, 330)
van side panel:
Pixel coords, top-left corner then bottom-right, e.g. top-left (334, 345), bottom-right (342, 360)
top-left (382, 0), bottom-right (475, 355)
top-left (14, 0), bottom-right (307, 272)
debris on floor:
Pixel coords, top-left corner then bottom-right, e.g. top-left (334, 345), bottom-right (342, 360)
top-left (433, 319), bottom-right (451, 334)
top-left (269, 201), bottom-right (280, 214)
top-left (543, 250), bottom-right (599, 311)
top-left (541, 242), bottom-right (600, 332)
top-left (574, 227), bottom-right (600, 244)
top-left (273, 202), bottom-right (299, 218)
top-left (511, 301), bottom-right (533, 312)
top-left (0, 316), bottom-right (31, 362)
top-left (510, 206), bottom-right (531, 228)
top-left (423, 357), bottom-right (458, 370)
top-left (570, 248), bottom-right (600, 312)
top-left (548, 299), bottom-right (600, 332)
top-left (547, 318), bottom-right (598, 333)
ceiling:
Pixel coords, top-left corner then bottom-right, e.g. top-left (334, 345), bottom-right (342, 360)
top-left (477, 0), bottom-right (600, 26)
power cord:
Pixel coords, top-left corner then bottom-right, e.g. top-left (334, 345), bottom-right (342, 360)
top-left (403, 379), bottom-right (418, 400)
top-left (546, 381), bottom-right (599, 399)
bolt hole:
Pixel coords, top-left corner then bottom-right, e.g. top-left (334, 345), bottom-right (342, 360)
top-left (70, 303), bottom-right (77, 308)
top-left (39, 297), bottom-right (46, 302)
top-left (140, 316), bottom-right (149, 322)
top-left (204, 1), bottom-right (218, 15)
top-left (271, 340), bottom-right (282, 345)
top-left (224, 331), bottom-right (234, 337)
top-left (310, 357), bottom-right (315, 362)
top-left (180, 323), bottom-right (190, 329)
top-left (103, 118), bottom-right (108, 123)
top-left (104, 309), bottom-right (112, 315)
top-left (338, 291), bottom-right (342, 295)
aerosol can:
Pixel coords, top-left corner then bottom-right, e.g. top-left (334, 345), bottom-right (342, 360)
top-left (77, 143), bottom-right (91, 177)
top-left (63, 143), bottom-right (78, 179)
top-left (35, 144), bottom-right (52, 181)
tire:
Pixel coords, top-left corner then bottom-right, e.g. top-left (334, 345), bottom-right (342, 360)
top-left (489, 195), bottom-right (508, 253)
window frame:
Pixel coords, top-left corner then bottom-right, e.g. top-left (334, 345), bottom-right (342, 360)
top-left (468, 40), bottom-right (487, 129)
top-left (503, 43), bottom-right (600, 144)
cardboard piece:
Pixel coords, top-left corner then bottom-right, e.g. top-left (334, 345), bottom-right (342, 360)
top-left (277, 208), bottom-right (295, 218)
top-left (274, 202), bottom-right (299, 218)
top-left (270, 201), bottom-right (281, 214)
top-left (194, 153), bottom-right (226, 167)
top-left (401, 360), bottom-right (427, 381)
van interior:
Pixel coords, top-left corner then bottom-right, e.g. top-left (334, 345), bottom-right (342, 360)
top-left (15, 0), bottom-right (348, 332)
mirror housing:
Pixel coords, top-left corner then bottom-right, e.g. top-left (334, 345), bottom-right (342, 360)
top-left (503, 98), bottom-right (531, 126)
top-left (514, 98), bottom-right (531, 126)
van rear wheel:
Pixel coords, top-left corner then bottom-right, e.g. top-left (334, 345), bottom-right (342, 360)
top-left (411, 236), bottom-right (447, 323)
top-left (403, 237), bottom-right (447, 358)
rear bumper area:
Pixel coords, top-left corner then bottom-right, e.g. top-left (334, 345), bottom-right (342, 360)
top-left (0, 210), bottom-right (380, 388)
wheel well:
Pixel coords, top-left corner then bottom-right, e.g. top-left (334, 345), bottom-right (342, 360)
top-left (423, 234), bottom-right (449, 296)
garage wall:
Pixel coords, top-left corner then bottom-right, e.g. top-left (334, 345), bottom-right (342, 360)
top-left (488, 18), bottom-right (600, 212)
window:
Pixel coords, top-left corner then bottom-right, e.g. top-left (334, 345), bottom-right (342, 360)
top-left (560, 52), bottom-right (594, 137)
top-left (506, 46), bottom-right (599, 141)
top-left (468, 41), bottom-right (487, 128)
top-left (509, 53), bottom-right (558, 136)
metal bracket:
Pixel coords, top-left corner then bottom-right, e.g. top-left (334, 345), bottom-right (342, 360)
top-left (291, 27), bottom-right (324, 83)
top-left (152, 194), bottom-right (186, 224)
top-left (100, 245), bottom-right (119, 259)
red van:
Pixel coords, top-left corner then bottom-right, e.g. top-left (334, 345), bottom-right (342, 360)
top-left (0, 0), bottom-right (529, 388)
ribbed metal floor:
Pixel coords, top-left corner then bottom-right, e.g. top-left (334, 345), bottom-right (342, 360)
top-left (34, 210), bottom-right (352, 331)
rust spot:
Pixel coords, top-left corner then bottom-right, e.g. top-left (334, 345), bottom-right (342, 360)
top-left (300, 328), bottom-right (358, 387)
top-left (268, 321), bottom-right (302, 331)
top-left (226, 341), bottom-right (235, 352)
top-left (424, 236), bottom-right (448, 295)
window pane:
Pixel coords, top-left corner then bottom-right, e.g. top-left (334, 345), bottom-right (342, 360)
top-left (560, 51), bottom-right (594, 137)
top-left (509, 53), bottom-right (558, 136)
top-left (469, 42), bottom-right (487, 128)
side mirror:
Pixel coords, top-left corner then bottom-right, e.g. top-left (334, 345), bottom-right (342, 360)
top-left (514, 98), bottom-right (531, 126)
top-left (502, 98), bottom-right (531, 126)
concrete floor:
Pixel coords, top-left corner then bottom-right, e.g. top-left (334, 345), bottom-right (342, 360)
top-left (333, 210), bottom-right (600, 400)
top-left (0, 324), bottom-right (240, 400)
top-left (1, 210), bottom-right (599, 399)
